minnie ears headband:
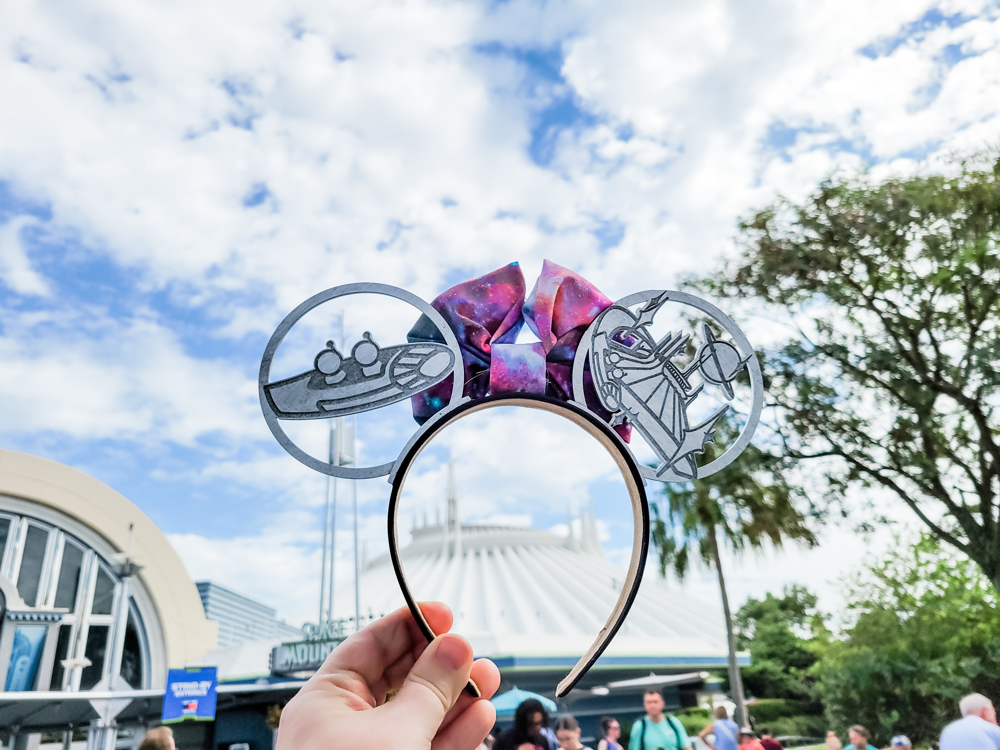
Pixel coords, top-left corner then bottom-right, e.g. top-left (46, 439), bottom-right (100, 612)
top-left (259, 260), bottom-right (763, 697)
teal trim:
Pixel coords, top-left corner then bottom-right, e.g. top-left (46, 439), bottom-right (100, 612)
top-left (487, 655), bottom-right (750, 669)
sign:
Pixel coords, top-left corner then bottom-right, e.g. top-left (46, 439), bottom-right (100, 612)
top-left (5, 626), bottom-right (47, 691)
top-left (301, 620), bottom-right (348, 641)
top-left (271, 638), bottom-right (344, 675)
top-left (162, 667), bottom-right (218, 723)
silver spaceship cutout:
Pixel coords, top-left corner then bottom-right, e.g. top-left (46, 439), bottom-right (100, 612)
top-left (264, 332), bottom-right (456, 419)
top-left (590, 294), bottom-right (750, 480)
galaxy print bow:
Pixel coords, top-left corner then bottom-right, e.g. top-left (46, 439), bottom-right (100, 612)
top-left (408, 260), bottom-right (632, 441)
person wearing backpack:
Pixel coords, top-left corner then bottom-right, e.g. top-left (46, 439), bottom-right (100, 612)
top-left (627, 690), bottom-right (692, 750)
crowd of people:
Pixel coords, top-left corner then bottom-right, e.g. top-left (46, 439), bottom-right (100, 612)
top-left (129, 604), bottom-right (1000, 750)
top-left (816, 692), bottom-right (1000, 749)
top-left (489, 690), bottom-right (781, 750)
top-left (486, 688), bottom-right (1000, 750)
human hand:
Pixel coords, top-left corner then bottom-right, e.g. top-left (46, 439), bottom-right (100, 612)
top-left (276, 602), bottom-right (501, 750)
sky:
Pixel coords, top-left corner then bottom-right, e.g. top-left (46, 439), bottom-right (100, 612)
top-left (2, 0), bottom-right (999, 630)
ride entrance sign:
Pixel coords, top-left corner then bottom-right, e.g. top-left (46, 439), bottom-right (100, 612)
top-left (162, 667), bottom-right (218, 724)
top-left (259, 259), bottom-right (763, 697)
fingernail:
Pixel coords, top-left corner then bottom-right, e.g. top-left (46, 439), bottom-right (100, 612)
top-left (435, 634), bottom-right (470, 671)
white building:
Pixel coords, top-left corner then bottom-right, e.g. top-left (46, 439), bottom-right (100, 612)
top-left (196, 582), bottom-right (300, 649)
top-left (0, 450), bottom-right (293, 750)
top-left (327, 471), bottom-right (739, 736)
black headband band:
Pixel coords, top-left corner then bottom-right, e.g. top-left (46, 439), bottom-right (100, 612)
top-left (386, 392), bottom-right (650, 698)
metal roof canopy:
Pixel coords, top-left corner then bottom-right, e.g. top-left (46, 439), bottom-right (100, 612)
top-left (0, 683), bottom-right (304, 733)
top-left (580, 671), bottom-right (711, 698)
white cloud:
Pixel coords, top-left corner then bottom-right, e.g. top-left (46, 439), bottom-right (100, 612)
top-left (0, 309), bottom-right (260, 445)
top-left (2, 0), bottom-right (998, 619)
top-left (169, 530), bottom-right (323, 626)
top-left (0, 215), bottom-right (49, 296)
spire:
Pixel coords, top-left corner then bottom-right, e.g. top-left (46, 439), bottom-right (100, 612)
top-left (447, 461), bottom-right (462, 560)
top-left (566, 506), bottom-right (580, 552)
top-left (442, 498), bottom-right (449, 558)
top-left (586, 501), bottom-right (601, 553)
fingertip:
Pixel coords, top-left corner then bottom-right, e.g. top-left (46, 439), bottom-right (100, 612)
top-left (418, 601), bottom-right (454, 635)
top-left (470, 658), bottom-right (500, 700)
top-left (479, 697), bottom-right (496, 727)
top-left (432, 697), bottom-right (498, 750)
top-left (435, 633), bottom-right (472, 671)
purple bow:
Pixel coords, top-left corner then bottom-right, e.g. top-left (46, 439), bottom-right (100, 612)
top-left (407, 263), bottom-right (525, 423)
top-left (409, 260), bottom-right (631, 442)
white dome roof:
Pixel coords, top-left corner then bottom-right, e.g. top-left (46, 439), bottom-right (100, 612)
top-left (339, 508), bottom-right (730, 665)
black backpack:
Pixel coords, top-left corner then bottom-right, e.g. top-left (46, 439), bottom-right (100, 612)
top-left (636, 716), bottom-right (685, 750)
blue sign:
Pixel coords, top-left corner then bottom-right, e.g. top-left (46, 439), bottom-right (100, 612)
top-left (5, 626), bottom-right (47, 691)
top-left (162, 667), bottom-right (218, 723)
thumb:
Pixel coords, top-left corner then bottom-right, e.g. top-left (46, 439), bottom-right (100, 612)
top-left (383, 633), bottom-right (474, 739)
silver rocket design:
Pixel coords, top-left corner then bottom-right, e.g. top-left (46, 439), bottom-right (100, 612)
top-left (589, 293), bottom-right (749, 480)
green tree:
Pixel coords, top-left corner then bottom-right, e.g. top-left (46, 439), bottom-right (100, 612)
top-left (651, 423), bottom-right (817, 726)
top-left (814, 533), bottom-right (1000, 746)
top-left (735, 585), bottom-right (824, 701)
top-left (700, 153), bottom-right (1000, 590)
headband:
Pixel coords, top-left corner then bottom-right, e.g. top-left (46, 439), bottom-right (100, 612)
top-left (259, 260), bottom-right (763, 697)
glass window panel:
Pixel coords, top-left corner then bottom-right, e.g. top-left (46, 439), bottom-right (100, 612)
top-left (0, 517), bottom-right (10, 566)
top-left (91, 566), bottom-right (116, 615)
top-left (54, 542), bottom-right (85, 611)
top-left (5, 625), bottom-right (47, 691)
top-left (80, 625), bottom-right (109, 690)
top-left (16, 525), bottom-right (49, 607)
top-left (49, 624), bottom-right (73, 690)
top-left (120, 609), bottom-right (144, 689)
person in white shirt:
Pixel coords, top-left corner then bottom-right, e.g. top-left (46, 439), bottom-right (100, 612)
top-left (940, 693), bottom-right (1000, 750)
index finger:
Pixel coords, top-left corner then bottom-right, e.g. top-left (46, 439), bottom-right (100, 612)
top-left (317, 602), bottom-right (453, 686)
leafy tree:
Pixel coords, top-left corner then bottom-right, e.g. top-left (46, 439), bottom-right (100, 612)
top-left (700, 153), bottom-right (1000, 590)
top-left (813, 533), bottom-right (1000, 746)
top-left (735, 585), bottom-right (825, 701)
top-left (651, 422), bottom-right (817, 726)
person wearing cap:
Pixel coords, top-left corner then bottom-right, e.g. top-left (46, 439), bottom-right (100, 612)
top-left (737, 727), bottom-right (764, 750)
top-left (845, 725), bottom-right (877, 750)
top-left (940, 692), bottom-right (1000, 749)
top-left (888, 736), bottom-right (910, 749)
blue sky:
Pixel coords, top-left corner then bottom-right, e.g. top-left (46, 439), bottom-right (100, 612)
top-left (2, 0), bottom-right (999, 626)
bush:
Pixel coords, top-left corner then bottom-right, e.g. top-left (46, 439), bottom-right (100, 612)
top-left (674, 708), bottom-right (712, 736)
top-left (754, 715), bottom-right (827, 739)
top-left (747, 699), bottom-right (820, 723)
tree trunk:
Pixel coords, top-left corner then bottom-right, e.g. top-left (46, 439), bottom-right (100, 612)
top-left (709, 524), bottom-right (748, 728)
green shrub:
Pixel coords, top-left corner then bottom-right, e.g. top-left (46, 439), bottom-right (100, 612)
top-left (673, 708), bottom-right (711, 737)
top-left (746, 698), bottom-right (821, 723)
top-left (754, 714), bottom-right (827, 739)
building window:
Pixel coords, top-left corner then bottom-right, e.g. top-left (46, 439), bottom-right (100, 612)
top-left (80, 624), bottom-right (110, 690)
top-left (49, 624), bottom-right (73, 690)
top-left (91, 566), bottom-right (116, 616)
top-left (120, 608), bottom-right (144, 689)
top-left (0, 507), bottom-right (160, 696)
top-left (54, 540), bottom-right (85, 611)
top-left (0, 516), bottom-right (10, 566)
top-left (16, 525), bottom-right (50, 607)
